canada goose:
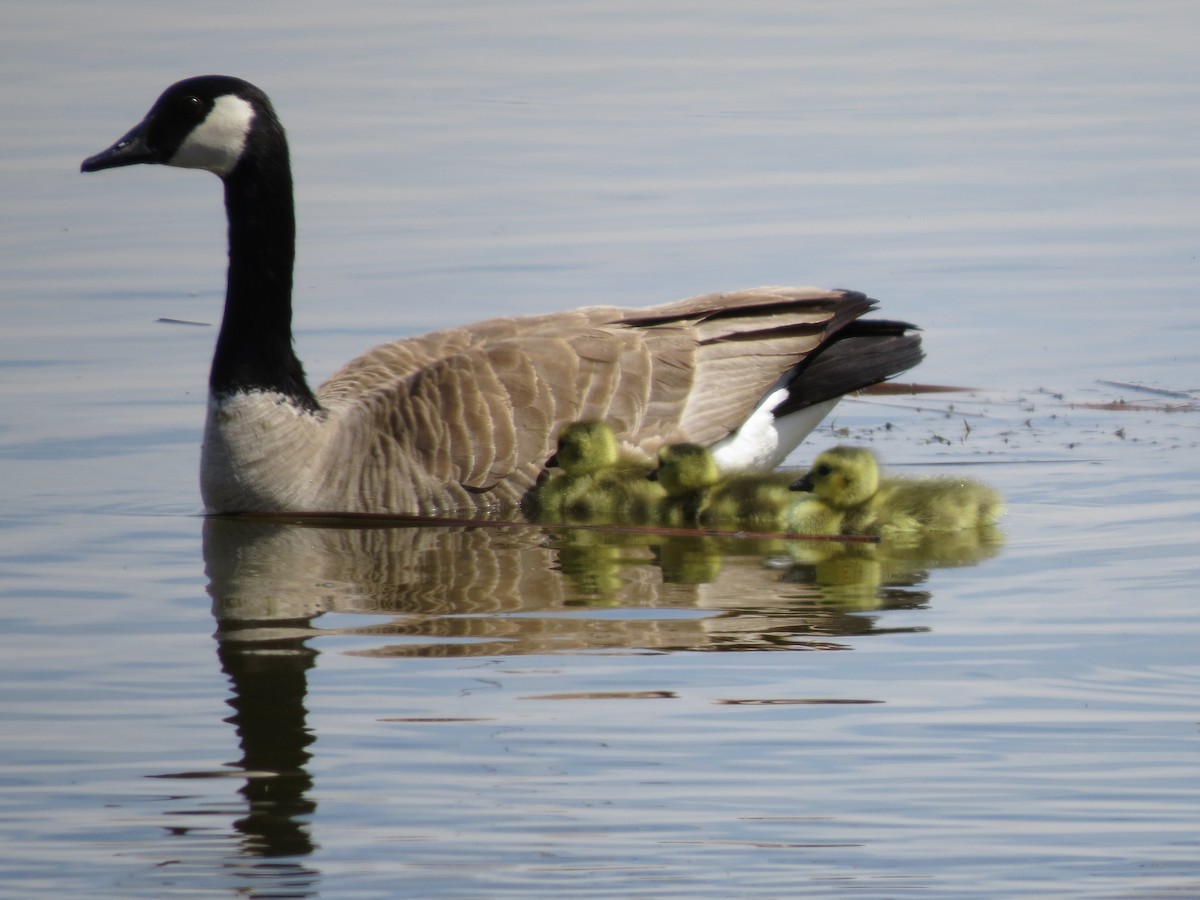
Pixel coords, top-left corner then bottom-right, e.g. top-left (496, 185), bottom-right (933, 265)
top-left (790, 446), bottom-right (1005, 535)
top-left (82, 75), bottom-right (923, 516)
top-left (532, 421), bottom-right (664, 521)
top-left (652, 443), bottom-right (800, 529)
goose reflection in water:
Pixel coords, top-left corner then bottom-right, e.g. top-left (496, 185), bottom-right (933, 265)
top-left (201, 515), bottom-right (1002, 862)
top-left (205, 517), bottom-right (1003, 657)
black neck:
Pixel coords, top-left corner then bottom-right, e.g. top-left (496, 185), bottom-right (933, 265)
top-left (209, 127), bottom-right (318, 411)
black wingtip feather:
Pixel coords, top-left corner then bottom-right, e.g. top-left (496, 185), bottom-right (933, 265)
top-left (771, 320), bottom-right (924, 418)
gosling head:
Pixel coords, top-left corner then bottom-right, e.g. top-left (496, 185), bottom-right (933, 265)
top-left (790, 445), bottom-right (880, 508)
top-left (546, 421), bottom-right (620, 476)
top-left (651, 443), bottom-right (720, 497)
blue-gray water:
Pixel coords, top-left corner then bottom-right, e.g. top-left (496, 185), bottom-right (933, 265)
top-left (2, 2), bottom-right (1199, 896)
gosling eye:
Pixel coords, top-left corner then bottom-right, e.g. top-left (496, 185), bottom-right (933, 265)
top-left (816, 463), bottom-right (832, 477)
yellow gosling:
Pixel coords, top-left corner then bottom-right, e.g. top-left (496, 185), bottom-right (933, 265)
top-left (790, 445), bottom-right (1005, 537)
top-left (784, 494), bottom-right (845, 536)
top-left (653, 443), bottom-right (798, 530)
top-left (533, 421), bottom-right (664, 522)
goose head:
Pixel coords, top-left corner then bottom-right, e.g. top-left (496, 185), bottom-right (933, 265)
top-left (546, 421), bottom-right (621, 476)
top-left (81, 75), bottom-right (275, 179)
top-left (651, 443), bottom-right (720, 498)
top-left (82, 75), bottom-right (307, 412)
top-left (790, 445), bottom-right (879, 508)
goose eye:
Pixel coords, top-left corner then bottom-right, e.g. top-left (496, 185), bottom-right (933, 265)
top-left (816, 463), bottom-right (832, 476)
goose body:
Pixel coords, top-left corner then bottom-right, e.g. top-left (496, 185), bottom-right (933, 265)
top-left (532, 421), bottom-right (664, 522)
top-left (790, 446), bottom-right (1005, 536)
top-left (82, 76), bottom-right (923, 516)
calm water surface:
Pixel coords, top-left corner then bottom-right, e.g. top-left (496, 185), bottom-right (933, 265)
top-left (2, 1), bottom-right (1199, 896)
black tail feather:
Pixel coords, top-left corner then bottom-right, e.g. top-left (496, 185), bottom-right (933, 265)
top-left (772, 319), bottom-right (923, 418)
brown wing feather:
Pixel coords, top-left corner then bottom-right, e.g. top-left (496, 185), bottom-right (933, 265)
top-left (316, 286), bottom-right (888, 511)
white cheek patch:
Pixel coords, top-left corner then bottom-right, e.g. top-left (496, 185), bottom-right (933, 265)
top-left (169, 95), bottom-right (255, 176)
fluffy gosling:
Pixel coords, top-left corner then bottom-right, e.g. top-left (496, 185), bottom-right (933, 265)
top-left (790, 445), bottom-right (1004, 536)
top-left (532, 421), bottom-right (664, 522)
top-left (652, 443), bottom-right (818, 530)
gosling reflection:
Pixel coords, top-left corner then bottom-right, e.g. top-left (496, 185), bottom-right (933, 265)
top-left (785, 525), bottom-right (1005, 610)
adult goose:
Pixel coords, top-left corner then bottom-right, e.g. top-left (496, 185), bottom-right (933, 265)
top-left (82, 75), bottom-right (923, 516)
